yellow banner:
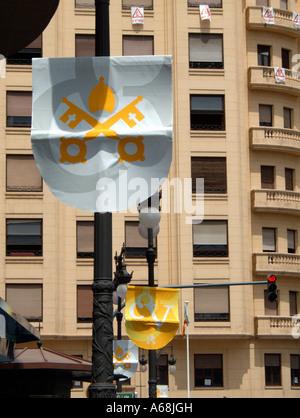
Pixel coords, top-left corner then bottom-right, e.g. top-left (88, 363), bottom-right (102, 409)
top-left (125, 286), bottom-right (179, 350)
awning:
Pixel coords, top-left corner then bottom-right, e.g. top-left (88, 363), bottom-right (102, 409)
top-left (0, 344), bottom-right (92, 382)
top-left (0, 0), bottom-right (60, 57)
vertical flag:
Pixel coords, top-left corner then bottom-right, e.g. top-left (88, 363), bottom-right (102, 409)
top-left (182, 303), bottom-right (189, 337)
top-left (125, 286), bottom-right (179, 350)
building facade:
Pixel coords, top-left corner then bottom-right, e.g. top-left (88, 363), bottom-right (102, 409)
top-left (0, 0), bottom-right (300, 398)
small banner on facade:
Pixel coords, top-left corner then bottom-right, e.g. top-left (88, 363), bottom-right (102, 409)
top-left (200, 5), bottom-right (211, 21)
top-left (293, 12), bottom-right (300, 29)
top-left (31, 56), bottom-right (173, 213)
top-left (157, 385), bottom-right (168, 398)
top-left (113, 340), bottom-right (138, 381)
top-left (275, 67), bottom-right (286, 84)
top-left (263, 7), bottom-right (275, 24)
top-left (131, 7), bottom-right (144, 25)
top-left (125, 286), bottom-right (179, 350)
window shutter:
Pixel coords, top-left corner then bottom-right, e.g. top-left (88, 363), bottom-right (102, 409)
top-left (6, 284), bottom-right (42, 321)
top-left (6, 155), bottom-right (42, 191)
top-left (75, 35), bottom-right (95, 57)
top-left (192, 157), bottom-right (227, 193)
top-left (261, 166), bottom-right (274, 189)
top-left (7, 91), bottom-right (32, 117)
top-left (123, 35), bottom-right (154, 56)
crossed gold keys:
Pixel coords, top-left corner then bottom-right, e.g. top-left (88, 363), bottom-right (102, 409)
top-left (59, 94), bottom-right (146, 164)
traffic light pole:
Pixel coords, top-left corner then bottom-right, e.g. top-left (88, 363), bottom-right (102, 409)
top-left (88, 0), bottom-right (116, 399)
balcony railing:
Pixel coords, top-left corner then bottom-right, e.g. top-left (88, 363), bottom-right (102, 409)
top-left (255, 316), bottom-right (296, 338)
top-left (250, 127), bottom-right (300, 154)
top-left (252, 189), bottom-right (300, 215)
top-left (249, 67), bottom-right (300, 95)
top-left (253, 253), bottom-right (300, 276)
top-left (247, 6), bottom-right (300, 37)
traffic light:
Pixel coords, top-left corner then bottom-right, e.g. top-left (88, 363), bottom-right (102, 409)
top-left (267, 274), bottom-right (277, 303)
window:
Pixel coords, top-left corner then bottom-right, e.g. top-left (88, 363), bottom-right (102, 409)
top-left (290, 292), bottom-right (298, 316)
top-left (77, 285), bottom-right (93, 323)
top-left (265, 354), bottom-right (281, 387)
top-left (257, 45), bottom-right (271, 67)
top-left (194, 286), bottom-right (230, 321)
top-left (261, 166), bottom-right (275, 189)
top-left (75, 34), bottom-right (95, 57)
top-left (189, 34), bottom-right (223, 69)
top-left (287, 230), bottom-right (296, 254)
top-left (191, 157), bottom-right (227, 194)
top-left (262, 228), bottom-right (276, 252)
top-left (6, 91), bottom-right (32, 127)
top-left (6, 219), bottom-right (42, 256)
top-left (291, 355), bottom-right (300, 387)
top-left (122, 0), bottom-right (153, 9)
top-left (284, 108), bottom-right (292, 129)
top-left (77, 221), bottom-right (94, 258)
top-left (194, 354), bottom-right (223, 388)
top-left (75, 0), bottom-right (95, 8)
top-left (125, 221), bottom-right (157, 258)
top-left (280, 0), bottom-right (288, 10)
top-left (190, 95), bottom-right (225, 131)
top-left (256, 0), bottom-right (269, 6)
top-left (188, 0), bottom-right (222, 7)
top-left (259, 105), bottom-right (272, 127)
top-left (6, 284), bottom-right (43, 322)
top-left (7, 35), bottom-right (42, 65)
top-left (264, 290), bottom-right (278, 315)
top-left (285, 168), bottom-right (294, 191)
top-left (6, 155), bottom-right (42, 192)
top-left (123, 35), bottom-right (154, 56)
top-left (282, 49), bottom-right (290, 69)
top-left (193, 220), bottom-right (228, 257)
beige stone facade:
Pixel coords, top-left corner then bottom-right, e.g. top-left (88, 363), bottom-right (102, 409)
top-left (1, 0), bottom-right (300, 398)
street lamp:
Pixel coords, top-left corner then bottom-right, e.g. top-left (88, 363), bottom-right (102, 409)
top-left (139, 346), bottom-right (177, 378)
top-left (138, 192), bottom-right (162, 399)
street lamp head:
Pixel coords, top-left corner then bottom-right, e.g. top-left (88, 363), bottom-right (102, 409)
top-left (139, 207), bottom-right (161, 229)
top-left (138, 223), bottom-right (160, 239)
top-left (116, 284), bottom-right (128, 300)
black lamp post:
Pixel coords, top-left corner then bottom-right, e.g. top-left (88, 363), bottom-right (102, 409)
top-left (138, 193), bottom-right (162, 398)
top-left (88, 0), bottom-right (116, 399)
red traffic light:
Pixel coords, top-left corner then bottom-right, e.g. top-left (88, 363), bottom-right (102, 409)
top-left (268, 275), bottom-right (277, 283)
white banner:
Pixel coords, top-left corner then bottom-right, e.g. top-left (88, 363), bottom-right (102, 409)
top-left (263, 7), bottom-right (275, 24)
top-left (293, 12), bottom-right (300, 29)
top-left (275, 67), bottom-right (286, 84)
top-left (31, 56), bottom-right (173, 212)
top-left (200, 5), bottom-right (211, 21)
top-left (131, 7), bottom-right (144, 25)
top-left (113, 340), bottom-right (139, 380)
top-left (157, 385), bottom-right (168, 398)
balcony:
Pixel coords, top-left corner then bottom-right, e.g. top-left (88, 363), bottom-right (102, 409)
top-left (255, 316), bottom-right (295, 339)
top-left (250, 127), bottom-right (300, 154)
top-left (247, 6), bottom-right (300, 38)
top-left (253, 253), bottom-right (300, 277)
top-left (252, 190), bottom-right (300, 215)
top-left (249, 67), bottom-right (300, 96)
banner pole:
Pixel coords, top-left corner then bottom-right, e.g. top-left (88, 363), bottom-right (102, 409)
top-left (147, 227), bottom-right (157, 398)
top-left (88, 0), bottom-right (116, 399)
top-left (185, 301), bottom-right (190, 398)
